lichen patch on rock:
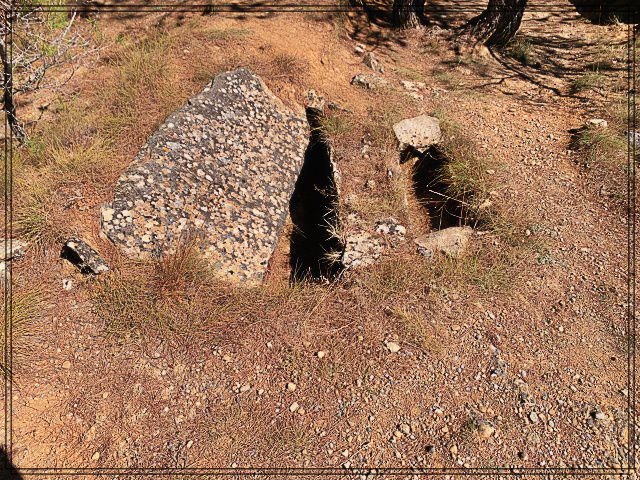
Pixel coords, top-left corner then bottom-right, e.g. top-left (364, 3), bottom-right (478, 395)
top-left (102, 69), bottom-right (308, 283)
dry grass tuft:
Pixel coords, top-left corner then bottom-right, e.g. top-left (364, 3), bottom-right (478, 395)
top-left (266, 53), bottom-right (310, 84)
top-left (0, 286), bottom-right (47, 374)
top-left (573, 125), bottom-right (626, 169)
top-left (505, 37), bottom-right (535, 66)
top-left (392, 307), bottom-right (449, 358)
top-left (570, 72), bottom-right (607, 94)
top-left (101, 32), bottom-right (180, 138)
top-left (433, 109), bottom-right (497, 226)
top-left (153, 241), bottom-right (212, 297)
top-left (14, 182), bottom-right (68, 249)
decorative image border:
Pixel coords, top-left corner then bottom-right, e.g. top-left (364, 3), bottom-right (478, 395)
top-left (2, 1), bottom-right (637, 476)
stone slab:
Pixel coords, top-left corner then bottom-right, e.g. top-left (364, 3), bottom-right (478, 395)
top-left (102, 68), bottom-right (308, 283)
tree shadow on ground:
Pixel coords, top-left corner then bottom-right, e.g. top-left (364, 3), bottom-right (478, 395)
top-left (0, 447), bottom-right (23, 480)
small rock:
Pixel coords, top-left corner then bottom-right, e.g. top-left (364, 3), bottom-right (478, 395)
top-left (286, 382), bottom-right (297, 392)
top-left (316, 351), bottom-right (326, 359)
top-left (289, 402), bottom-right (300, 413)
top-left (62, 278), bottom-right (74, 291)
top-left (61, 360), bottom-right (71, 369)
top-left (342, 232), bottom-right (383, 269)
top-left (415, 226), bottom-right (473, 259)
top-left (587, 118), bottom-right (608, 128)
top-left (363, 52), bottom-right (384, 74)
top-left (450, 445), bottom-right (458, 456)
top-left (529, 412), bottom-right (539, 423)
top-left (386, 341), bottom-right (401, 353)
top-left (401, 80), bottom-right (426, 92)
top-left (354, 43), bottom-right (365, 54)
top-left (60, 237), bottom-right (109, 275)
top-left (239, 384), bottom-right (251, 393)
top-left (476, 421), bottom-right (495, 439)
top-left (91, 452), bottom-right (100, 461)
top-left (594, 411), bottom-right (606, 420)
top-left (627, 130), bottom-right (640, 144)
top-left (393, 115), bottom-right (442, 152)
top-left (351, 73), bottom-right (388, 90)
top-left (0, 239), bottom-right (28, 261)
top-left (400, 423), bottom-right (411, 435)
top-left (186, 440), bottom-right (194, 448)
top-left (375, 218), bottom-right (406, 238)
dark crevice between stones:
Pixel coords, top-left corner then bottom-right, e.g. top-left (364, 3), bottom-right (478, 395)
top-left (411, 146), bottom-right (476, 231)
top-left (60, 244), bottom-right (96, 275)
top-left (289, 108), bottom-right (344, 283)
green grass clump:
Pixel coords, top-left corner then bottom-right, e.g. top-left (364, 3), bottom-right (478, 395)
top-left (573, 125), bottom-right (626, 169)
top-left (506, 38), bottom-right (535, 66)
top-left (432, 109), bottom-right (496, 223)
top-left (570, 72), bottom-right (607, 94)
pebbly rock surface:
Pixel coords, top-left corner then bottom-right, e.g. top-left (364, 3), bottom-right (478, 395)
top-left (393, 114), bottom-right (441, 153)
top-left (414, 226), bottom-right (473, 259)
top-left (102, 68), bottom-right (308, 283)
top-left (61, 238), bottom-right (110, 275)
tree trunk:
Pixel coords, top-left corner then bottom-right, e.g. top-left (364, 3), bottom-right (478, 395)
top-left (393, 0), bottom-right (424, 29)
top-left (569, 0), bottom-right (637, 25)
top-left (0, 41), bottom-right (24, 143)
top-left (461, 0), bottom-right (527, 47)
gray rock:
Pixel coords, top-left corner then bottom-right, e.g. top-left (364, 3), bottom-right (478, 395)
top-left (363, 52), bottom-right (384, 74)
top-left (351, 74), bottom-right (388, 90)
top-left (393, 115), bottom-right (441, 152)
top-left (342, 232), bottom-right (383, 269)
top-left (414, 226), bottom-right (472, 258)
top-left (401, 80), bottom-right (426, 92)
top-left (375, 218), bottom-right (406, 237)
top-left (61, 237), bottom-right (110, 275)
top-left (0, 239), bottom-right (28, 261)
top-left (102, 68), bottom-right (308, 284)
top-left (586, 118), bottom-right (608, 128)
top-left (0, 239), bottom-right (28, 280)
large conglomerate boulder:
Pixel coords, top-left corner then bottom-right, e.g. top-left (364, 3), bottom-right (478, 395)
top-left (102, 68), bottom-right (308, 283)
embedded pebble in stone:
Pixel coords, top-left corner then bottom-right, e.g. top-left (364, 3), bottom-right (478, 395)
top-left (102, 68), bottom-right (308, 284)
top-left (286, 382), bottom-right (297, 392)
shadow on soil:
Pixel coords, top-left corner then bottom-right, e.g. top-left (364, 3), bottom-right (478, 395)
top-left (289, 109), bottom-right (344, 283)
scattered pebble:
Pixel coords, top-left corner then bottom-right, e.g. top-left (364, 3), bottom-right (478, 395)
top-left (385, 341), bottom-right (401, 353)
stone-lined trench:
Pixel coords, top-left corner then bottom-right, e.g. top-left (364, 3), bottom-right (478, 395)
top-left (288, 108), bottom-right (344, 282)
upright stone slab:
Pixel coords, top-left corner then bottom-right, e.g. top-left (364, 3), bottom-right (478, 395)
top-left (102, 68), bottom-right (308, 283)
